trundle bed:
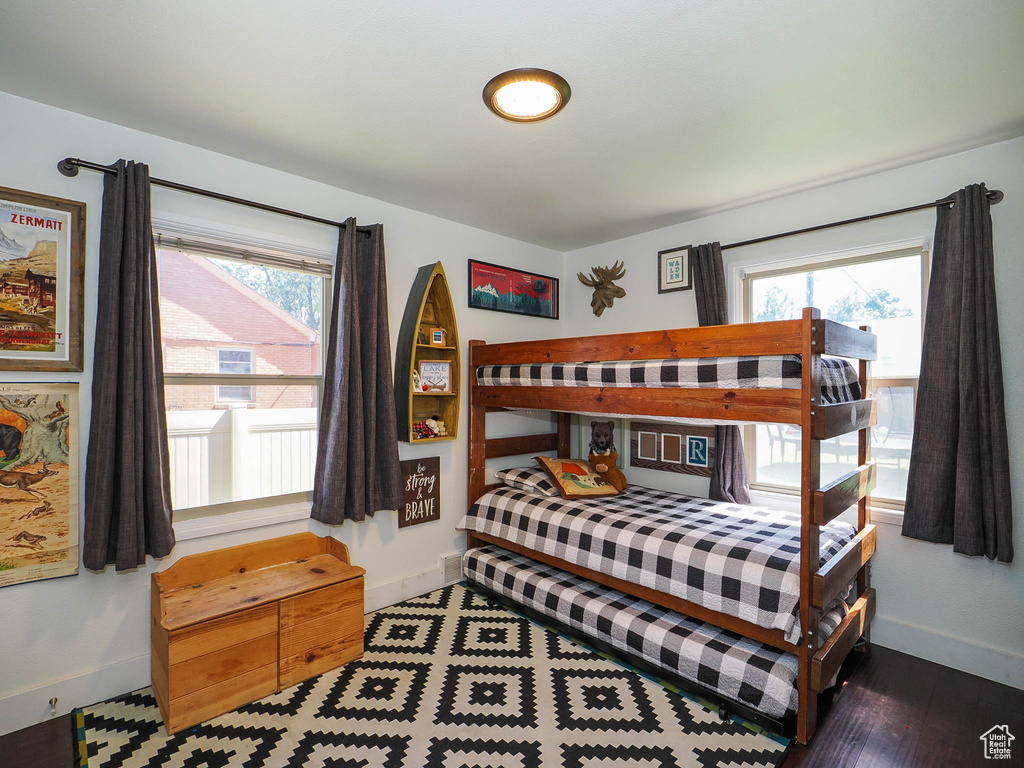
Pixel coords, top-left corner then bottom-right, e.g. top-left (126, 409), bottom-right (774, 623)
top-left (459, 309), bottom-right (878, 743)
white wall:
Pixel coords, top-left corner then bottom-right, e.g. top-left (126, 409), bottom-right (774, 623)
top-left (562, 136), bottom-right (1024, 689)
top-left (0, 91), bottom-right (563, 734)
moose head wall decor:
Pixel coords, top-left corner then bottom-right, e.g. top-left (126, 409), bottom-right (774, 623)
top-left (577, 261), bottom-right (627, 317)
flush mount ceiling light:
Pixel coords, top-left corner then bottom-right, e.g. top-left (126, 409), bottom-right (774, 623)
top-left (483, 68), bottom-right (571, 122)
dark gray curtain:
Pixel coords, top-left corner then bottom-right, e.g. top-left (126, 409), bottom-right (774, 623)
top-left (312, 219), bottom-right (403, 524)
top-left (83, 160), bottom-right (175, 571)
top-left (692, 242), bottom-right (751, 504)
top-left (903, 184), bottom-right (1013, 562)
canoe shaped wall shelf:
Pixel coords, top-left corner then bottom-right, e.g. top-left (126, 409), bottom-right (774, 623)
top-left (395, 262), bottom-right (460, 443)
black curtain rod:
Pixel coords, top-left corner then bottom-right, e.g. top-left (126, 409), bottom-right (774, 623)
top-left (720, 187), bottom-right (1004, 251)
top-left (56, 157), bottom-right (373, 237)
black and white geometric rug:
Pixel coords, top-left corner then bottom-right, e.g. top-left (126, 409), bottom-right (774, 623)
top-left (76, 584), bottom-right (789, 767)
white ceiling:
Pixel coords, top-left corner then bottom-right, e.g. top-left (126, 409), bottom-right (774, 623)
top-left (2, 1), bottom-right (1022, 251)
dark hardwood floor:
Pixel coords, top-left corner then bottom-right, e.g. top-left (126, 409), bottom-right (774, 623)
top-left (784, 645), bottom-right (1024, 767)
top-left (0, 711), bottom-right (74, 768)
top-left (1, 645), bottom-right (1020, 767)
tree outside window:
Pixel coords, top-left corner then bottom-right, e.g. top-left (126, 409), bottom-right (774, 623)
top-left (743, 248), bottom-right (925, 506)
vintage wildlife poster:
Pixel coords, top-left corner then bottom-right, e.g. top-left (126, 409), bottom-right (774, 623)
top-left (0, 382), bottom-right (78, 587)
top-left (0, 187), bottom-right (85, 371)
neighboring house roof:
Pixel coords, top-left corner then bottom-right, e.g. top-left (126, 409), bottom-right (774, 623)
top-left (158, 250), bottom-right (319, 345)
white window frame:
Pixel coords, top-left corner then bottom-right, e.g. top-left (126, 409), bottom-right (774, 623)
top-left (215, 347), bottom-right (255, 403)
top-left (739, 244), bottom-right (929, 512)
top-left (156, 230), bottom-right (332, 530)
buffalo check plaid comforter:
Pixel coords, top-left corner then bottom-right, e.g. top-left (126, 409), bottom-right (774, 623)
top-left (476, 354), bottom-right (861, 404)
top-left (464, 545), bottom-right (847, 718)
top-left (457, 485), bottom-right (856, 643)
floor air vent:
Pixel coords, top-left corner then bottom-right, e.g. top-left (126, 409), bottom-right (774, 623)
top-left (440, 553), bottom-right (463, 586)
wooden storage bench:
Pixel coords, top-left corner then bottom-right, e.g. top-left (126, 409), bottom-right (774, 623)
top-left (150, 533), bottom-right (365, 734)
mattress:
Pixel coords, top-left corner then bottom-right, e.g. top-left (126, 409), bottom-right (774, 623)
top-left (458, 484), bottom-right (855, 643)
top-left (477, 354), bottom-right (860, 404)
top-left (464, 545), bottom-right (847, 719)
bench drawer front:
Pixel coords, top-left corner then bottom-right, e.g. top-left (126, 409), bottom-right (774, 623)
top-left (160, 604), bottom-right (279, 733)
top-left (168, 632), bottom-right (278, 700)
top-left (167, 603), bottom-right (278, 666)
top-left (165, 662), bottom-right (278, 735)
top-left (279, 577), bottom-right (364, 688)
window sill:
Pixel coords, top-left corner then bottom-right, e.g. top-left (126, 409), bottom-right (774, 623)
top-left (747, 487), bottom-right (904, 527)
top-left (864, 506), bottom-right (904, 526)
top-left (173, 500), bottom-right (312, 542)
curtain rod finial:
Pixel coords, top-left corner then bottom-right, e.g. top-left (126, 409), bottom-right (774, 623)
top-left (57, 158), bottom-right (80, 177)
top-left (988, 189), bottom-right (1004, 205)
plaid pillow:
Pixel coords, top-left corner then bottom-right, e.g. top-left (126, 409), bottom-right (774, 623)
top-left (534, 455), bottom-right (620, 499)
top-left (494, 466), bottom-right (560, 497)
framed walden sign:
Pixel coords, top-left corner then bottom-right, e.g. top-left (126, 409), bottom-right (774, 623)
top-left (0, 187), bottom-right (85, 372)
top-left (399, 456), bottom-right (441, 528)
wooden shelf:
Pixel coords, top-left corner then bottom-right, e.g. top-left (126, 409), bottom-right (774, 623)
top-left (394, 262), bottom-right (460, 442)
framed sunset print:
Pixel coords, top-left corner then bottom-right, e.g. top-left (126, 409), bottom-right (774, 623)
top-left (468, 259), bottom-right (558, 319)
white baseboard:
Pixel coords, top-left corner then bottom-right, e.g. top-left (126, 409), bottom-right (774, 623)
top-left (0, 654), bottom-right (150, 737)
top-left (364, 567), bottom-right (443, 613)
top-left (872, 616), bottom-right (1024, 690)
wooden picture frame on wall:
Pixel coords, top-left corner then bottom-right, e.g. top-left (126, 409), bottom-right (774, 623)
top-left (629, 420), bottom-right (714, 477)
top-left (657, 245), bottom-right (693, 294)
top-left (0, 186), bottom-right (85, 372)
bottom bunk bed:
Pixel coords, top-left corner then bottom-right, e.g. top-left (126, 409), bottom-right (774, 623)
top-left (463, 545), bottom-right (848, 731)
top-left (458, 472), bottom-right (871, 738)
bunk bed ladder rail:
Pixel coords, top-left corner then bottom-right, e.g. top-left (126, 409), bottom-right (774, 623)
top-left (796, 311), bottom-right (879, 744)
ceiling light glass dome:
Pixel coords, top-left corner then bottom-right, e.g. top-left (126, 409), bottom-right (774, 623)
top-left (483, 69), bottom-right (571, 122)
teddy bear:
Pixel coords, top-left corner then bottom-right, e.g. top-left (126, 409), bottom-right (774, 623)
top-left (589, 420), bottom-right (628, 492)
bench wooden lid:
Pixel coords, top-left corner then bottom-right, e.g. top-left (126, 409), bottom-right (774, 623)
top-left (152, 533), bottom-right (365, 631)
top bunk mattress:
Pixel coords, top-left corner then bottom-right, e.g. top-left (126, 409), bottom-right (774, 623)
top-left (477, 354), bottom-right (861, 404)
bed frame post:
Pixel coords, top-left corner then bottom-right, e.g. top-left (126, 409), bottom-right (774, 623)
top-left (467, 341), bottom-right (487, 550)
top-left (857, 325), bottom-right (872, 644)
top-left (797, 307), bottom-right (823, 744)
top-left (557, 413), bottom-right (571, 458)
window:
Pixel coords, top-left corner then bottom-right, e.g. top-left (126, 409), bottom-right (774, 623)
top-left (157, 235), bottom-right (330, 518)
top-left (216, 349), bottom-right (254, 402)
top-left (742, 246), bottom-right (926, 508)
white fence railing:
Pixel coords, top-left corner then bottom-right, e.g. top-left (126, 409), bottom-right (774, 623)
top-left (167, 406), bottom-right (317, 509)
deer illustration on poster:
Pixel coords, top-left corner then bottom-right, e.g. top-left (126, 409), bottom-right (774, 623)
top-left (0, 383), bottom-right (79, 588)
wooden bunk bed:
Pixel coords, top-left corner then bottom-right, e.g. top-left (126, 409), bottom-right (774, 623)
top-left (464, 307), bottom-right (877, 744)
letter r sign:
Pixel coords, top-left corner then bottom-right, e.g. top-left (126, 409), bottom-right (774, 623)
top-left (686, 436), bottom-right (709, 468)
